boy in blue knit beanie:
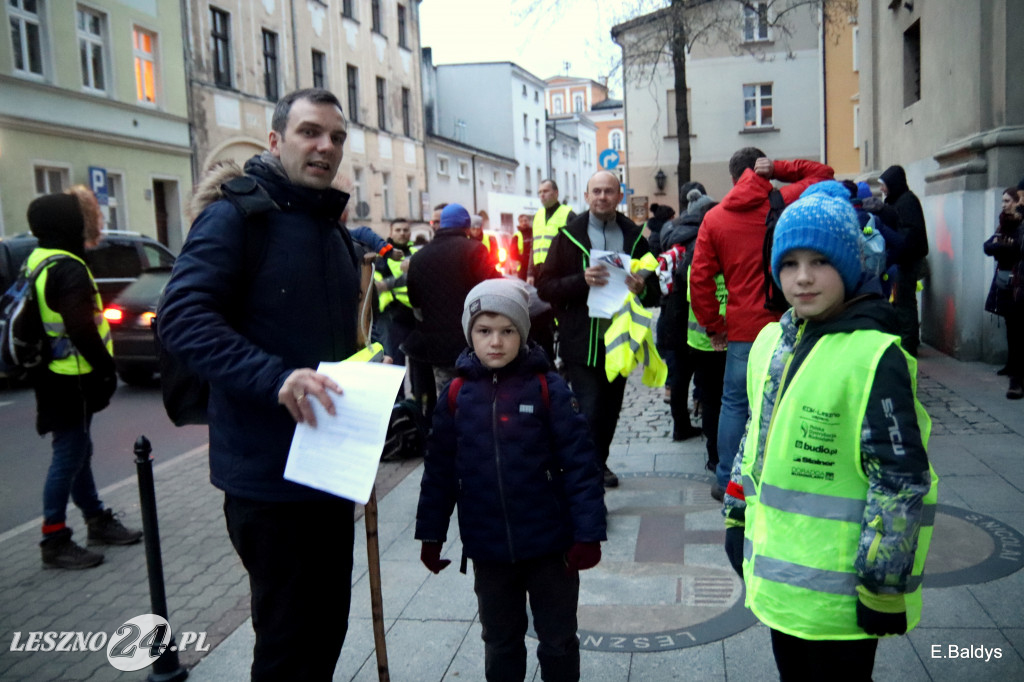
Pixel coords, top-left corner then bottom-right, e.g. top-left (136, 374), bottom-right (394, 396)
top-left (722, 180), bottom-right (938, 680)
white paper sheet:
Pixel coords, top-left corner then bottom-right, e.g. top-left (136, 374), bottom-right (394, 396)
top-left (283, 360), bottom-right (407, 504)
top-left (586, 250), bottom-right (632, 319)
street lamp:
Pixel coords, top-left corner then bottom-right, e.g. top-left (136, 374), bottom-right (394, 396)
top-left (654, 169), bottom-right (667, 194)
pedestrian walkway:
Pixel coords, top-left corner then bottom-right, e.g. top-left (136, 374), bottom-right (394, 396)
top-left (1, 346), bottom-right (1023, 680)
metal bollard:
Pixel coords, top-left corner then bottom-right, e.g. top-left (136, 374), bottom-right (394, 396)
top-left (134, 435), bottom-right (188, 682)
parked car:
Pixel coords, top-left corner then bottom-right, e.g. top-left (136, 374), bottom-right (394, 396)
top-left (0, 231), bottom-right (176, 305)
top-left (102, 268), bottom-right (171, 385)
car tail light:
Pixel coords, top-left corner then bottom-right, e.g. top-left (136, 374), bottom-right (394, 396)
top-left (103, 307), bottom-right (124, 324)
top-left (141, 312), bottom-right (156, 327)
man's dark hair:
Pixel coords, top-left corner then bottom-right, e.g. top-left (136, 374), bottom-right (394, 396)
top-left (433, 203), bottom-right (448, 211)
top-left (540, 179), bottom-right (559, 192)
top-left (271, 89), bottom-right (344, 134)
top-left (728, 147), bottom-right (766, 181)
top-left (841, 180), bottom-right (859, 200)
top-left (389, 218), bottom-right (409, 228)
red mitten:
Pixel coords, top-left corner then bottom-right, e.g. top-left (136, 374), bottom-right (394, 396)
top-left (420, 542), bottom-right (451, 574)
top-left (565, 542), bottom-right (602, 572)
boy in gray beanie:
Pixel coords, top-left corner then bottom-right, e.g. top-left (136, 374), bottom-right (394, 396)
top-left (721, 180), bottom-right (937, 680)
top-left (417, 276), bottom-right (607, 681)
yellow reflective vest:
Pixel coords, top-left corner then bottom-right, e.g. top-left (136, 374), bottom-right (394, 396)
top-left (531, 204), bottom-right (572, 267)
top-left (27, 248), bottom-right (112, 376)
top-left (374, 258), bottom-right (410, 312)
top-left (603, 293), bottom-right (667, 387)
top-left (686, 266), bottom-right (726, 352)
top-left (740, 324), bottom-right (937, 640)
top-left (345, 342), bottom-right (385, 363)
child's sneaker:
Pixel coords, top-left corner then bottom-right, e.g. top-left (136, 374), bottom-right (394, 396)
top-left (86, 510), bottom-right (143, 546)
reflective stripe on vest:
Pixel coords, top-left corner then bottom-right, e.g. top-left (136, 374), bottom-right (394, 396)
top-left (686, 266), bottom-right (726, 352)
top-left (740, 325), bottom-right (937, 640)
top-left (531, 204), bottom-right (572, 266)
top-left (603, 294), bottom-right (667, 387)
top-left (27, 248), bottom-right (112, 376)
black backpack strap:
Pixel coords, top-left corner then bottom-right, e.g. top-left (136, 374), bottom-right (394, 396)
top-left (221, 176), bottom-right (279, 218)
top-left (762, 189), bottom-right (788, 312)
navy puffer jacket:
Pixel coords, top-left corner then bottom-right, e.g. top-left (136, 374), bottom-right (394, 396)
top-left (159, 155), bottom-right (361, 502)
top-left (415, 343), bottom-right (607, 563)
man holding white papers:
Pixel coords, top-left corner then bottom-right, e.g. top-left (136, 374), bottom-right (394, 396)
top-left (537, 170), bottom-right (660, 488)
top-left (159, 89), bottom-right (360, 681)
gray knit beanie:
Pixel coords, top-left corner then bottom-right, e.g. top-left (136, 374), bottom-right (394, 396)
top-left (462, 278), bottom-right (531, 348)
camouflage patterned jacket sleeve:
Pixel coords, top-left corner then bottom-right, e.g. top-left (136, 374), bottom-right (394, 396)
top-left (854, 344), bottom-right (931, 594)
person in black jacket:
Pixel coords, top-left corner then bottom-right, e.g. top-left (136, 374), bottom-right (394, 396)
top-left (537, 170), bottom-right (660, 488)
top-left (404, 203), bottom-right (499, 420)
top-left (159, 89), bottom-right (361, 680)
top-left (416, 278), bottom-right (606, 682)
top-left (30, 189), bottom-right (142, 570)
top-left (875, 165), bottom-right (929, 356)
top-left (983, 188), bottom-right (1024, 399)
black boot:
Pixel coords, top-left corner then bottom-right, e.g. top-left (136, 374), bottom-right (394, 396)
top-left (41, 528), bottom-right (103, 569)
top-left (1008, 378), bottom-right (1023, 400)
top-left (86, 509), bottom-right (143, 546)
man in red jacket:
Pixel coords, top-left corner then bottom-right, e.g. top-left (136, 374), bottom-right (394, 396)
top-left (689, 148), bottom-right (833, 500)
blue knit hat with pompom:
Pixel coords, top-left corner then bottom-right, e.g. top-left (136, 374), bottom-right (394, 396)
top-left (771, 180), bottom-right (862, 294)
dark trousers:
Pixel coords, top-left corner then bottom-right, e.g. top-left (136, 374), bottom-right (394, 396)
top-left (565, 362), bottom-right (627, 466)
top-left (669, 343), bottom-right (695, 435)
top-left (770, 629), bottom-right (878, 682)
top-left (1006, 310), bottom-right (1024, 380)
top-left (408, 357), bottom-right (437, 421)
top-left (691, 349), bottom-right (726, 469)
top-left (893, 259), bottom-right (924, 356)
top-left (474, 553), bottom-right (581, 682)
top-left (225, 494), bottom-right (355, 682)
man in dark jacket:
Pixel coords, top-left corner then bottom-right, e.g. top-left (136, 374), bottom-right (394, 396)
top-left (159, 89), bottom-right (361, 681)
top-left (537, 170), bottom-right (660, 488)
top-left (404, 203), bottom-right (498, 419)
top-left (876, 165), bottom-right (929, 356)
top-left (30, 191), bottom-right (141, 570)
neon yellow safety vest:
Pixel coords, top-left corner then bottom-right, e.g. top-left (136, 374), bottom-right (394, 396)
top-left (686, 266), bottom-right (726, 352)
top-left (27, 248), bottom-right (113, 376)
top-left (374, 259), bottom-right (410, 312)
top-left (740, 324), bottom-right (937, 640)
top-left (603, 294), bottom-right (667, 387)
top-left (531, 204), bottom-right (572, 267)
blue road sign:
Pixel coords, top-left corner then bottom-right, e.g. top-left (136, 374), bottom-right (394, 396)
top-left (89, 167), bottom-right (109, 205)
top-left (599, 149), bottom-right (620, 170)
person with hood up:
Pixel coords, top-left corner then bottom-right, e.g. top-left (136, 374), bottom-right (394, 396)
top-left (29, 188), bottom-right (142, 570)
top-left (870, 165), bottom-right (929, 356)
top-left (721, 181), bottom-right (937, 680)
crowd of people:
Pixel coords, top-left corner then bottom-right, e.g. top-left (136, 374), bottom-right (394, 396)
top-left (22, 86), bottom-right (1023, 681)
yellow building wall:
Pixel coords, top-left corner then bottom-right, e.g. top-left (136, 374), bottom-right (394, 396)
top-left (824, 10), bottom-right (861, 177)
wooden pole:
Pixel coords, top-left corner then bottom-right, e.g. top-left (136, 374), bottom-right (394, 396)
top-left (364, 485), bottom-right (390, 681)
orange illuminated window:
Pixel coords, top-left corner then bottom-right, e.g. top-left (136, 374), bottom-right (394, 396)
top-left (133, 27), bottom-right (157, 104)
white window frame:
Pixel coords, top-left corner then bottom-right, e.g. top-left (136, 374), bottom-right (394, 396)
top-left (552, 95), bottom-right (563, 115)
top-left (406, 175), bottom-right (415, 218)
top-left (743, 83), bottom-right (773, 128)
top-left (352, 167), bottom-right (364, 210)
top-left (10, 0), bottom-right (47, 79)
top-left (381, 172), bottom-right (392, 219)
top-left (457, 160), bottom-right (470, 180)
top-left (437, 155), bottom-right (450, 176)
top-left (573, 94), bottom-right (584, 112)
top-left (77, 5), bottom-right (108, 94)
top-left (609, 130), bottom-right (623, 151)
top-left (852, 26), bottom-right (859, 72)
top-left (33, 164), bottom-right (70, 196)
top-left (853, 104), bottom-right (860, 149)
top-left (492, 170), bottom-right (501, 187)
top-left (742, 2), bottom-right (770, 43)
top-left (525, 165), bottom-right (531, 193)
top-left (105, 171), bottom-right (124, 230)
top-left (505, 171), bottom-right (514, 187)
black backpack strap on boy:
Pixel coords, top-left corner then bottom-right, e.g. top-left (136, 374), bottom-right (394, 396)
top-left (159, 177), bottom-right (279, 426)
top-left (761, 189), bottom-right (789, 313)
